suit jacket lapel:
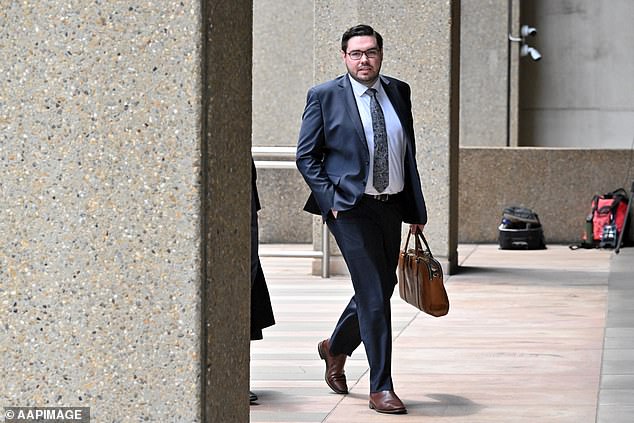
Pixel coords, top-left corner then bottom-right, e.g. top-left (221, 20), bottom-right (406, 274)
top-left (339, 76), bottom-right (369, 153)
top-left (382, 79), bottom-right (404, 128)
top-left (382, 77), bottom-right (415, 148)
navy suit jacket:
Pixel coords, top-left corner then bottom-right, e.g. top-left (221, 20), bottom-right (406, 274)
top-left (296, 74), bottom-right (427, 225)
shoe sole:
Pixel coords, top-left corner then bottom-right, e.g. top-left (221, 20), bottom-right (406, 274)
top-left (369, 402), bottom-right (407, 414)
top-left (318, 342), bottom-right (348, 395)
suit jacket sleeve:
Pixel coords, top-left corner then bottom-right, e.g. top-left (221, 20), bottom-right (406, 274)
top-left (296, 87), bottom-right (335, 219)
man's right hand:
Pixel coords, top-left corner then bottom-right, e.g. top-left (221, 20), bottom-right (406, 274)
top-left (331, 209), bottom-right (338, 219)
top-left (409, 224), bottom-right (425, 234)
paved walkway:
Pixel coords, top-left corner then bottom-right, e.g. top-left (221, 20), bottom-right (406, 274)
top-left (599, 245), bottom-right (634, 422)
top-left (250, 244), bottom-right (632, 422)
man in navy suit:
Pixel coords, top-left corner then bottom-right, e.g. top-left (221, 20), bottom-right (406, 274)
top-left (296, 24), bottom-right (427, 414)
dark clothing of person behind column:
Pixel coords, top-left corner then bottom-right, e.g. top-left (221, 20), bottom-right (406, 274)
top-left (251, 160), bottom-right (275, 340)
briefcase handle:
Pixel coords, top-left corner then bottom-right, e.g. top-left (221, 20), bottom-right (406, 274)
top-left (403, 228), bottom-right (435, 259)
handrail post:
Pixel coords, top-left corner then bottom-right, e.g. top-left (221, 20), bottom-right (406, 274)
top-left (253, 146), bottom-right (332, 278)
top-left (321, 223), bottom-right (330, 278)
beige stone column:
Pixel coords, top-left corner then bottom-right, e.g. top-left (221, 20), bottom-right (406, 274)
top-left (313, 0), bottom-right (460, 273)
top-left (1, 0), bottom-right (252, 421)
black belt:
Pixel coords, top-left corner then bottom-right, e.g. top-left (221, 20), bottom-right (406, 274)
top-left (363, 193), bottom-right (400, 202)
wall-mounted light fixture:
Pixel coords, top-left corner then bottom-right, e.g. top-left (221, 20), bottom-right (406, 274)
top-left (520, 25), bottom-right (537, 38)
top-left (520, 44), bottom-right (542, 61)
top-left (509, 24), bottom-right (542, 61)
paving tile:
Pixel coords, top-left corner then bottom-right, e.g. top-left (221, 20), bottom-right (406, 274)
top-left (599, 389), bottom-right (634, 405)
top-left (605, 327), bottom-right (634, 337)
top-left (601, 359), bottom-right (634, 375)
top-left (606, 313), bottom-right (634, 327)
top-left (601, 348), bottom-right (634, 360)
top-left (604, 335), bottom-right (634, 349)
top-left (596, 405), bottom-right (634, 423)
top-left (600, 374), bottom-right (634, 389)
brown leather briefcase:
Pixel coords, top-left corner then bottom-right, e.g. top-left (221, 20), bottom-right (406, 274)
top-left (397, 230), bottom-right (449, 317)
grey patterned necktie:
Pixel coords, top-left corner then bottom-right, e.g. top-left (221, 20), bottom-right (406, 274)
top-left (368, 88), bottom-right (389, 192)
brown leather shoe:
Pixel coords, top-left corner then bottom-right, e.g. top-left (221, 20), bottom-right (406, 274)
top-left (369, 390), bottom-right (407, 414)
top-left (317, 339), bottom-right (348, 394)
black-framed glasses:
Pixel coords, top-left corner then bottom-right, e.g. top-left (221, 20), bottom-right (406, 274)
top-left (346, 48), bottom-right (380, 60)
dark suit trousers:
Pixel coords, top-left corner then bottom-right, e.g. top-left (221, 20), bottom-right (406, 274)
top-left (326, 196), bottom-right (403, 392)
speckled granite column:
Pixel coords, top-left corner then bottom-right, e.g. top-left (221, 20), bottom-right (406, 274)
top-left (1, 1), bottom-right (251, 421)
top-left (313, 1), bottom-right (460, 273)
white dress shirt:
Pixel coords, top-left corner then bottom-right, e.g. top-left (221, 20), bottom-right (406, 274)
top-left (348, 74), bottom-right (405, 195)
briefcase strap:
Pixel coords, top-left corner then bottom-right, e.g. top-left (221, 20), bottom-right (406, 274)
top-left (403, 229), bottom-right (435, 259)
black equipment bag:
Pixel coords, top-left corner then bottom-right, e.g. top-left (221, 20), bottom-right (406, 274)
top-left (498, 206), bottom-right (546, 250)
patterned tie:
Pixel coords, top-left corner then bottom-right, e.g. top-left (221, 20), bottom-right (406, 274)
top-left (368, 88), bottom-right (389, 192)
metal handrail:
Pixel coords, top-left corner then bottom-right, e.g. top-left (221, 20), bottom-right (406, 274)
top-left (253, 146), bottom-right (331, 278)
top-left (252, 146), bottom-right (296, 158)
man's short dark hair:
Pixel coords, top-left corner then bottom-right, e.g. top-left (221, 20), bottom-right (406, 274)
top-left (341, 24), bottom-right (383, 52)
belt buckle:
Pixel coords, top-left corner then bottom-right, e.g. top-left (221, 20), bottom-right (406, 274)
top-left (365, 193), bottom-right (392, 202)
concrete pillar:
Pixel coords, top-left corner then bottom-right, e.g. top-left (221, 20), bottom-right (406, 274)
top-left (201, 1), bottom-right (252, 421)
top-left (519, 0), bottom-right (634, 148)
top-left (459, 0), bottom-right (515, 147)
top-left (312, 0), bottom-right (460, 274)
top-left (1, 1), bottom-right (252, 421)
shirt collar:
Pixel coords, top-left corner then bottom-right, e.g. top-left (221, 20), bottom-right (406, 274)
top-left (348, 74), bottom-right (384, 97)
